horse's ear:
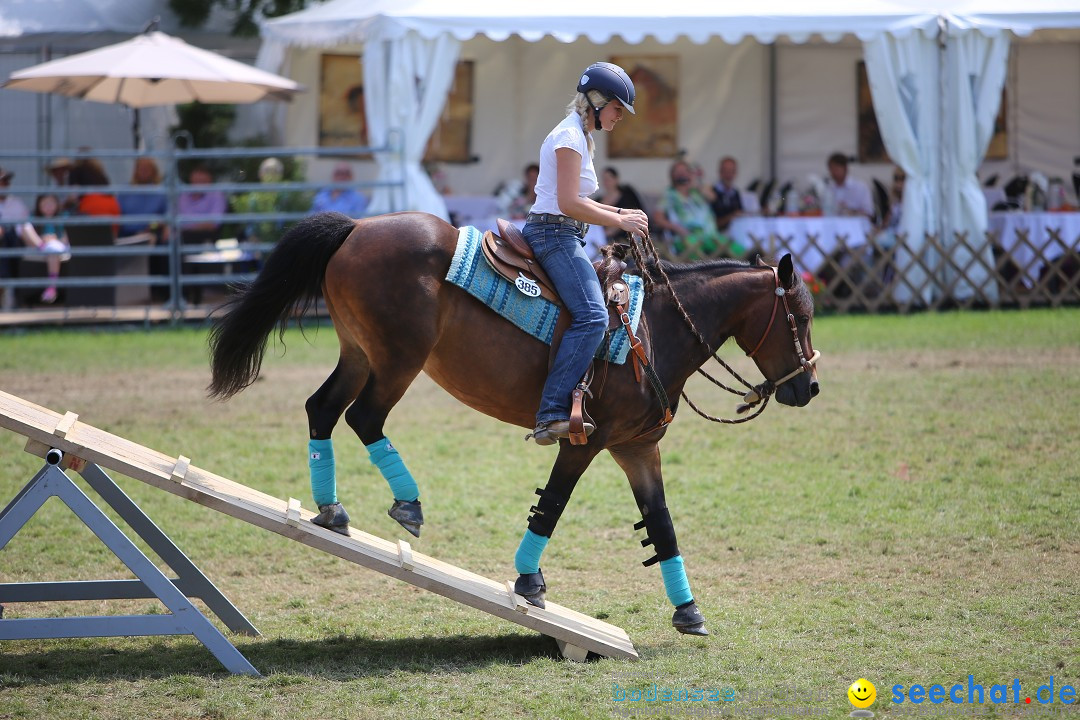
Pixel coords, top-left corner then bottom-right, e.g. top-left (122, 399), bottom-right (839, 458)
top-left (753, 253), bottom-right (766, 267)
top-left (779, 253), bottom-right (796, 289)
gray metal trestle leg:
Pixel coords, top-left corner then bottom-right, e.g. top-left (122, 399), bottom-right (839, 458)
top-left (0, 456), bottom-right (259, 675)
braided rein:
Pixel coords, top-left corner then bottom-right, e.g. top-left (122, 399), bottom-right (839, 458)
top-left (624, 233), bottom-right (773, 425)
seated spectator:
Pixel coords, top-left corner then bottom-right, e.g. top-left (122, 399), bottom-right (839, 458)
top-left (596, 166), bottom-right (645, 242)
top-left (118, 157), bottom-right (170, 301)
top-left (234, 157), bottom-right (287, 243)
top-left (177, 164), bottom-right (227, 244)
top-left (46, 157), bottom-right (73, 187)
top-left (709, 156), bottom-right (743, 231)
top-left (19, 194), bottom-right (70, 304)
top-left (118, 157), bottom-right (168, 240)
top-left (507, 163), bottom-right (539, 219)
top-left (0, 166), bottom-right (31, 309)
top-left (311, 162), bottom-right (368, 217)
top-left (825, 152), bottom-right (874, 220)
top-left (45, 157), bottom-right (79, 213)
top-left (68, 159), bottom-right (121, 234)
top-left (656, 159), bottom-right (744, 260)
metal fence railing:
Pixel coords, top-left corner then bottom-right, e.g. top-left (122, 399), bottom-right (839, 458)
top-left (0, 138), bottom-right (404, 325)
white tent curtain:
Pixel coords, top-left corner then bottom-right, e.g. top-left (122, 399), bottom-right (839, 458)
top-left (863, 28), bottom-right (941, 306)
top-left (245, 38), bottom-right (291, 143)
top-left (363, 29), bottom-right (460, 219)
top-left (942, 27), bottom-right (1010, 302)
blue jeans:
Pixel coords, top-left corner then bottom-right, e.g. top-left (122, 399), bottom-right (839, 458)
top-left (523, 220), bottom-right (608, 425)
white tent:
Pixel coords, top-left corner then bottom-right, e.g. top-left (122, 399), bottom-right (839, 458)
top-left (261, 0), bottom-right (1080, 302)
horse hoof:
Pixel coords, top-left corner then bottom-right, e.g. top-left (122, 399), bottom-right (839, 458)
top-left (311, 502), bottom-right (350, 535)
top-left (514, 569), bottom-right (547, 609)
top-left (672, 601), bottom-right (709, 636)
top-left (388, 499), bottom-right (423, 538)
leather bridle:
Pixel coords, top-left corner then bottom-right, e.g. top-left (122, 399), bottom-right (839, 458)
top-left (677, 265), bottom-right (822, 422)
top-left (739, 267), bottom-right (821, 407)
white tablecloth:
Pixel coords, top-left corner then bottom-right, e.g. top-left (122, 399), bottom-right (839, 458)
top-left (988, 211), bottom-right (1080, 287)
top-left (729, 216), bottom-right (872, 272)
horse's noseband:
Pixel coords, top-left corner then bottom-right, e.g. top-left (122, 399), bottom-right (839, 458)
top-left (740, 267), bottom-right (821, 408)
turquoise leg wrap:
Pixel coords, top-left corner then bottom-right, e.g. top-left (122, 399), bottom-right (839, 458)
top-left (308, 438), bottom-right (337, 507)
top-left (366, 437), bottom-right (419, 502)
top-left (514, 529), bottom-right (549, 574)
top-left (660, 555), bottom-right (694, 607)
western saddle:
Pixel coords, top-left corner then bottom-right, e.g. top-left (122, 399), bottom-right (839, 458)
top-left (480, 219), bottom-right (667, 445)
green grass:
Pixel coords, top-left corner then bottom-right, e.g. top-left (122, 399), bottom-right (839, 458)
top-left (1, 310), bottom-right (1077, 719)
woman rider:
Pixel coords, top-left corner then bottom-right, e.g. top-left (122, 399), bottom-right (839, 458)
top-left (524, 62), bottom-right (650, 446)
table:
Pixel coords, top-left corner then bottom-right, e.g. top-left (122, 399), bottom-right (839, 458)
top-left (988, 211), bottom-right (1080, 287)
top-left (729, 215), bottom-right (872, 272)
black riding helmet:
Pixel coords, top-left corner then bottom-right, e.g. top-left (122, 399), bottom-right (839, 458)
top-left (577, 62), bottom-right (636, 130)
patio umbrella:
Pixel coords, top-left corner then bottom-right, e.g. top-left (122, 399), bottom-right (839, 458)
top-left (2, 30), bottom-right (302, 147)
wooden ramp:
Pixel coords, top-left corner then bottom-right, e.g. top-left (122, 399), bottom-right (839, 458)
top-left (0, 390), bottom-right (638, 662)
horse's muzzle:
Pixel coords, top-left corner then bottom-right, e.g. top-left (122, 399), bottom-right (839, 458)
top-left (775, 374), bottom-right (817, 408)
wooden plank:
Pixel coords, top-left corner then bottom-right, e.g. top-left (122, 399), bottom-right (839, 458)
top-left (0, 390), bottom-right (639, 660)
top-left (53, 411), bottom-right (78, 439)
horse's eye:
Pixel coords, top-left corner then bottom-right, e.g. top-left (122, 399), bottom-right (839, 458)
top-left (798, 315), bottom-right (810, 326)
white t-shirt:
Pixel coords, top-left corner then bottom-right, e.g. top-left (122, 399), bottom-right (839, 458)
top-left (530, 113), bottom-right (597, 216)
top-left (828, 176), bottom-right (874, 219)
top-left (0, 195), bottom-right (29, 241)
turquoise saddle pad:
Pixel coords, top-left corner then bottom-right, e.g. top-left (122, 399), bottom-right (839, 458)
top-left (445, 225), bottom-right (644, 365)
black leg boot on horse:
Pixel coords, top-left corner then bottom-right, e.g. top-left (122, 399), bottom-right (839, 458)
top-left (513, 442), bottom-right (603, 608)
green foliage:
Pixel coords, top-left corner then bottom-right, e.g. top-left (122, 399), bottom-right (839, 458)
top-left (169, 0), bottom-right (312, 37)
top-left (170, 102), bottom-right (237, 178)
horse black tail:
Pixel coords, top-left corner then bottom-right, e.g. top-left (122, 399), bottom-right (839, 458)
top-left (208, 211), bottom-right (356, 400)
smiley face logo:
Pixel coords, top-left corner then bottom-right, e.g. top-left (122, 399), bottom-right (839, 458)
top-left (848, 678), bottom-right (877, 709)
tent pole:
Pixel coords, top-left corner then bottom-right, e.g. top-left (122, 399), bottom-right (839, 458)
top-left (936, 17), bottom-right (948, 277)
top-left (768, 43), bottom-right (777, 183)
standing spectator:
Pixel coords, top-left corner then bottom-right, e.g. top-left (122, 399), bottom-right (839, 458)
top-left (596, 166), bottom-right (645, 242)
top-left (709, 156), bottom-right (743, 231)
top-left (178, 164), bottom-right (227, 244)
top-left (311, 162), bottom-right (368, 217)
top-left (825, 152), bottom-right (874, 220)
top-left (0, 167), bottom-right (31, 309)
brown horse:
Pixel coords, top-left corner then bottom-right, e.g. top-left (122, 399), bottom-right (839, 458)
top-left (208, 211), bottom-right (819, 636)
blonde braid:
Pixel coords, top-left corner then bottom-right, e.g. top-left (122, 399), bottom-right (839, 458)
top-left (566, 90), bottom-right (608, 158)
